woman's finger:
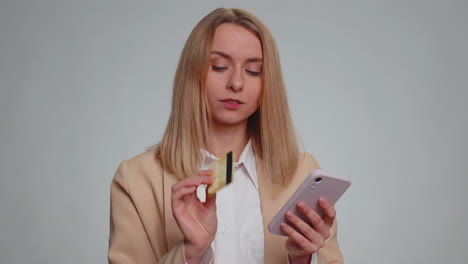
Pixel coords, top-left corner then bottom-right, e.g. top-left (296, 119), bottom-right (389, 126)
top-left (172, 186), bottom-right (197, 201)
top-left (318, 197), bottom-right (336, 227)
top-left (196, 169), bottom-right (214, 177)
top-left (281, 222), bottom-right (319, 255)
top-left (171, 173), bottom-right (213, 192)
top-left (204, 191), bottom-right (217, 211)
top-left (286, 210), bottom-right (324, 247)
top-left (297, 201), bottom-right (330, 240)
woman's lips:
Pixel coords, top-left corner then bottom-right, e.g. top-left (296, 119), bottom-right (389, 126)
top-left (220, 98), bottom-right (243, 109)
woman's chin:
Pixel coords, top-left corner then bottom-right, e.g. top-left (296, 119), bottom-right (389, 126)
top-left (210, 117), bottom-right (249, 128)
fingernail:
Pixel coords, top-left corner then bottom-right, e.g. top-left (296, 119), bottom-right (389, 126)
top-left (281, 222), bottom-right (288, 229)
top-left (286, 211), bottom-right (293, 219)
top-left (319, 197), bottom-right (326, 205)
top-left (298, 201), bottom-right (305, 209)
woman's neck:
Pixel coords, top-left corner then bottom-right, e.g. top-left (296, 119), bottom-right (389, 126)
top-left (206, 121), bottom-right (249, 162)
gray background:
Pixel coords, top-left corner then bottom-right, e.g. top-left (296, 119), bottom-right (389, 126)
top-left (1, 0), bottom-right (467, 263)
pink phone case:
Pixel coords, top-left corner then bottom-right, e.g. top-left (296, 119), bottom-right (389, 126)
top-left (267, 169), bottom-right (351, 236)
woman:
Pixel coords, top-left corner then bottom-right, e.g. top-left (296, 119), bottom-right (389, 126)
top-left (108, 8), bottom-right (344, 264)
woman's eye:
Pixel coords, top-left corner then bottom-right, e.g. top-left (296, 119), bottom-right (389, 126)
top-left (246, 70), bottom-right (261, 76)
top-left (212, 66), bottom-right (227, 72)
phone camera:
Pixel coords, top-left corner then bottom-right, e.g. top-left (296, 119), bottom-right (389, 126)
top-left (314, 177), bottom-right (322, 183)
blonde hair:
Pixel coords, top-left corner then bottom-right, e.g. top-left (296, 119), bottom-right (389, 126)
top-left (157, 8), bottom-right (299, 185)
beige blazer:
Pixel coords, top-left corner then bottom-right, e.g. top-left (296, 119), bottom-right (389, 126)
top-left (108, 148), bottom-right (344, 264)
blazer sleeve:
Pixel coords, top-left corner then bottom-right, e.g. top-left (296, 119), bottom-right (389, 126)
top-left (317, 219), bottom-right (344, 264)
top-left (108, 161), bottom-right (186, 264)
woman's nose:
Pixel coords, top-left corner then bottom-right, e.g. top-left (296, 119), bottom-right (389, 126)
top-left (227, 68), bottom-right (244, 92)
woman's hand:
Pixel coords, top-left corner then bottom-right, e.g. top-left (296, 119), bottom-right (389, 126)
top-left (281, 197), bottom-right (336, 264)
top-left (171, 170), bottom-right (217, 263)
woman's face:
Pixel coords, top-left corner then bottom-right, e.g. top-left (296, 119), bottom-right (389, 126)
top-left (205, 23), bottom-right (263, 128)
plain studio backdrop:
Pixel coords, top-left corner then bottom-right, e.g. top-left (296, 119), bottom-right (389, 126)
top-left (1, 0), bottom-right (467, 263)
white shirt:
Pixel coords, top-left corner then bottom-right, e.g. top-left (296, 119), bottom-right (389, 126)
top-left (194, 140), bottom-right (316, 264)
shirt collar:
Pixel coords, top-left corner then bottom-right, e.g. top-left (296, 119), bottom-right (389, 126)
top-left (200, 139), bottom-right (259, 189)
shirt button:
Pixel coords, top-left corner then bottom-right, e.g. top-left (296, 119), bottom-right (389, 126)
top-left (222, 227), bottom-right (230, 234)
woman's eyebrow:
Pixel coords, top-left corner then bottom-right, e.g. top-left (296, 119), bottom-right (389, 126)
top-left (211, 50), bottom-right (262, 63)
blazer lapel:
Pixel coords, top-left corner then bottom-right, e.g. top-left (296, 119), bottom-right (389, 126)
top-left (256, 154), bottom-right (290, 264)
top-left (162, 170), bottom-right (184, 250)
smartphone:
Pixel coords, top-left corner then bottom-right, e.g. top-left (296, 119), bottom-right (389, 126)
top-left (268, 169), bottom-right (351, 236)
